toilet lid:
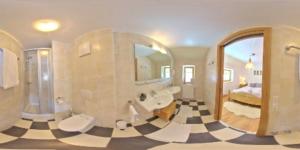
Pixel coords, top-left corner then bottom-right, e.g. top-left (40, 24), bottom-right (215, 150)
top-left (58, 114), bottom-right (95, 132)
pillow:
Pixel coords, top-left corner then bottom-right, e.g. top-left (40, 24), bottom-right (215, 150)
top-left (249, 83), bottom-right (262, 88)
top-left (256, 83), bottom-right (262, 87)
top-left (249, 83), bottom-right (257, 87)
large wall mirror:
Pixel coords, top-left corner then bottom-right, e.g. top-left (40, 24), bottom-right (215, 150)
top-left (134, 44), bottom-right (172, 82)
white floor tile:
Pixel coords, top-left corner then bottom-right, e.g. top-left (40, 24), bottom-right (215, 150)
top-left (59, 134), bottom-right (110, 147)
top-left (210, 128), bottom-right (243, 141)
top-left (150, 118), bottom-right (169, 128)
top-left (0, 133), bottom-right (18, 144)
top-left (198, 105), bottom-right (208, 111)
top-left (192, 111), bottom-right (200, 117)
top-left (48, 121), bottom-right (59, 130)
top-left (132, 119), bottom-right (148, 126)
top-left (14, 119), bottom-right (32, 129)
top-left (201, 115), bottom-right (215, 123)
top-left (191, 124), bottom-right (208, 133)
top-left (274, 132), bottom-right (300, 145)
top-left (190, 102), bottom-right (198, 106)
top-left (21, 129), bottom-right (56, 140)
top-left (146, 122), bottom-right (191, 143)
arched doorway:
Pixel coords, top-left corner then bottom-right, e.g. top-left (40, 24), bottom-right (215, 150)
top-left (214, 27), bottom-right (271, 136)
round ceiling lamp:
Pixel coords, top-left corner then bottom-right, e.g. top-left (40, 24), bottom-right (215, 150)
top-left (33, 19), bottom-right (60, 32)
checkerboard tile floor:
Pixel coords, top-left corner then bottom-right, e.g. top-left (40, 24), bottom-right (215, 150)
top-left (0, 99), bottom-right (299, 149)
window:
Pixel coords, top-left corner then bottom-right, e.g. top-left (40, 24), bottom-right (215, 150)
top-left (161, 65), bottom-right (171, 79)
top-left (224, 68), bottom-right (234, 82)
top-left (182, 65), bottom-right (195, 84)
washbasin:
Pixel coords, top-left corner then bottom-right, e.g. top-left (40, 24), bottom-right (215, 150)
top-left (166, 86), bottom-right (181, 94)
top-left (156, 86), bottom-right (181, 95)
top-left (136, 86), bottom-right (181, 112)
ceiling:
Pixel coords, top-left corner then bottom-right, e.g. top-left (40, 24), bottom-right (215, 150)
top-left (224, 37), bottom-right (263, 65)
top-left (1, 0), bottom-right (300, 49)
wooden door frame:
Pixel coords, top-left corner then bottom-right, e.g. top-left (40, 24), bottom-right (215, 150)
top-left (214, 27), bottom-right (271, 136)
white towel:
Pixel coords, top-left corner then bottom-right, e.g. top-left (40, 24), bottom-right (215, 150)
top-left (0, 48), bottom-right (19, 89)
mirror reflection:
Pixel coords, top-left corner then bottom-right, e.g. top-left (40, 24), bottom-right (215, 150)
top-left (134, 44), bottom-right (171, 82)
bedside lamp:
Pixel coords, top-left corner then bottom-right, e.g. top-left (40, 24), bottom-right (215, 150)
top-left (239, 76), bottom-right (247, 88)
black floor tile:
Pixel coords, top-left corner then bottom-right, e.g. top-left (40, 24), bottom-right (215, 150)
top-left (169, 114), bottom-right (176, 121)
top-left (0, 138), bottom-right (100, 150)
top-left (30, 122), bottom-right (49, 130)
top-left (192, 106), bottom-right (198, 110)
top-left (187, 117), bottom-right (203, 124)
top-left (134, 123), bottom-right (161, 135)
top-left (22, 118), bottom-right (33, 121)
top-left (227, 134), bottom-right (278, 145)
top-left (182, 101), bottom-right (189, 105)
top-left (86, 126), bottom-right (113, 137)
top-left (197, 102), bottom-right (205, 105)
top-left (187, 133), bottom-right (220, 143)
top-left (200, 110), bottom-right (211, 116)
top-left (51, 129), bottom-right (81, 139)
top-left (2, 126), bottom-right (27, 137)
top-left (146, 116), bottom-right (159, 122)
top-left (204, 121), bottom-right (226, 131)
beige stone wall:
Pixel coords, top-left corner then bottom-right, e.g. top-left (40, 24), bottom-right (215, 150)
top-left (268, 26), bottom-right (300, 133)
top-left (0, 30), bottom-right (24, 131)
top-left (71, 29), bottom-right (117, 127)
top-left (63, 30), bottom-right (173, 127)
top-left (170, 47), bottom-right (209, 100)
top-left (204, 26), bottom-right (300, 134)
top-left (223, 54), bottom-right (248, 95)
top-left (52, 41), bottom-right (72, 109)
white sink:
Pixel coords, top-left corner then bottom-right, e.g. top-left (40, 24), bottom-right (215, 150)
top-left (136, 86), bottom-right (181, 112)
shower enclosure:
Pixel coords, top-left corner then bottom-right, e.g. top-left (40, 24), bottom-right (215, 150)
top-left (23, 48), bottom-right (54, 117)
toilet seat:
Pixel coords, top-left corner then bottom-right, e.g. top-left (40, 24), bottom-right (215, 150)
top-left (58, 114), bottom-right (95, 133)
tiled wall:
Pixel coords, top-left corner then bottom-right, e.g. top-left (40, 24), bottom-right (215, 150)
top-left (71, 29), bottom-right (117, 127)
top-left (268, 26), bottom-right (300, 133)
top-left (55, 30), bottom-right (174, 127)
top-left (0, 30), bottom-right (24, 131)
top-left (114, 32), bottom-right (174, 121)
top-left (204, 26), bottom-right (300, 134)
top-left (52, 41), bottom-right (72, 111)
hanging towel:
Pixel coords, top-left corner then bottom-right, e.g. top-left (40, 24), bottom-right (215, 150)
top-left (0, 48), bottom-right (19, 89)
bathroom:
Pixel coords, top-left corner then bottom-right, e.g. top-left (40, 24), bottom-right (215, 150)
top-left (1, 1), bottom-right (300, 149)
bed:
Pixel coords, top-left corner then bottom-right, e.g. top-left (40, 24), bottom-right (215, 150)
top-left (228, 84), bottom-right (262, 106)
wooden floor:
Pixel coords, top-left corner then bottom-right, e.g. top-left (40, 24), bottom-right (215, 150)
top-left (221, 96), bottom-right (260, 133)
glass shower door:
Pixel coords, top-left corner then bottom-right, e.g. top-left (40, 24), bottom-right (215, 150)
top-left (24, 49), bottom-right (54, 114)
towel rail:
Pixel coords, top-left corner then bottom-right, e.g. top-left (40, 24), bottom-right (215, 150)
top-left (286, 45), bottom-right (300, 51)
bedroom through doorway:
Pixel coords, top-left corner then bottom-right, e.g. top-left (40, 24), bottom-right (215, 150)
top-left (221, 36), bottom-right (263, 133)
top-left (214, 27), bottom-right (271, 136)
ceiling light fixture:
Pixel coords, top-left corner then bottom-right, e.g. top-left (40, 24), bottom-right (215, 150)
top-left (33, 19), bottom-right (60, 32)
top-left (245, 53), bottom-right (255, 70)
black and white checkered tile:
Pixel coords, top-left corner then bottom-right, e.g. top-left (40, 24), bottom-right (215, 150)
top-left (0, 99), bottom-right (299, 149)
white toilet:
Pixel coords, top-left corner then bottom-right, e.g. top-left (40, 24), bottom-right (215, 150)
top-left (58, 114), bottom-right (95, 133)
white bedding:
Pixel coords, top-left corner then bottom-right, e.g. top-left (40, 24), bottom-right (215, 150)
top-left (232, 86), bottom-right (261, 98)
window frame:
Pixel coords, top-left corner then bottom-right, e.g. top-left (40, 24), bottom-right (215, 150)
top-left (182, 65), bottom-right (195, 84)
top-left (161, 65), bottom-right (171, 79)
top-left (223, 68), bottom-right (234, 83)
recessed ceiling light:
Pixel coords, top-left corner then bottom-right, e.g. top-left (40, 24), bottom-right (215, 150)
top-left (33, 19), bottom-right (60, 32)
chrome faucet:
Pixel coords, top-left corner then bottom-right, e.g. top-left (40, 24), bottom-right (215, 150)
top-left (150, 90), bottom-right (157, 97)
